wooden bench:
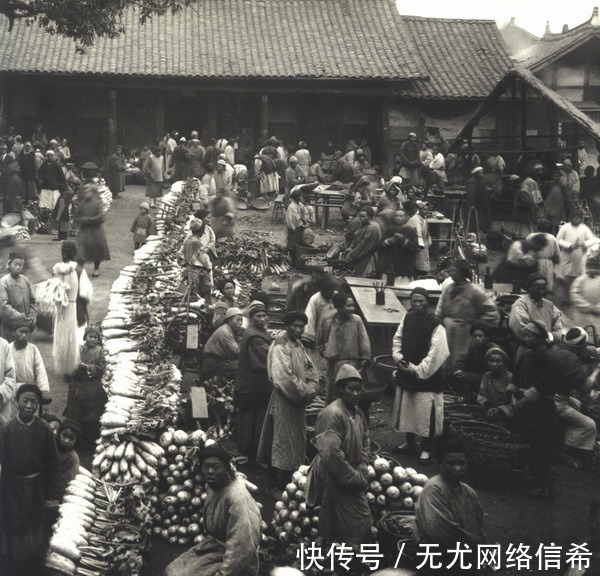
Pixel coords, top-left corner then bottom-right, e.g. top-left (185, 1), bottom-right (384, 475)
top-left (272, 194), bottom-right (285, 221)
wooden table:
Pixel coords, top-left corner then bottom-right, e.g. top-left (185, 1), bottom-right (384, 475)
top-left (308, 187), bottom-right (347, 229)
top-left (349, 285), bottom-right (406, 354)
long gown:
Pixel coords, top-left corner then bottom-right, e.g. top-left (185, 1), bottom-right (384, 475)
top-left (52, 261), bottom-right (80, 375)
top-left (435, 282), bottom-right (500, 367)
top-left (164, 479), bottom-right (261, 576)
top-left (257, 335), bottom-right (318, 471)
top-left (0, 416), bottom-right (59, 576)
top-left (305, 399), bottom-right (372, 545)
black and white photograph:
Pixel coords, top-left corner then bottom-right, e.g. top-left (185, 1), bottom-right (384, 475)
top-left (0, 0), bottom-right (599, 574)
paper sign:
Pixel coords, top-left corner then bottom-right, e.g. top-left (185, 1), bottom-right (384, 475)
top-left (186, 324), bottom-right (198, 349)
top-left (190, 387), bottom-right (209, 419)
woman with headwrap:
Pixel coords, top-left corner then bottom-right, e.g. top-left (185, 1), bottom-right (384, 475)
top-left (233, 301), bottom-right (273, 463)
top-left (392, 288), bottom-right (450, 465)
top-left (570, 244), bottom-right (600, 333)
top-left (435, 260), bottom-right (500, 366)
top-left (164, 445), bottom-right (262, 576)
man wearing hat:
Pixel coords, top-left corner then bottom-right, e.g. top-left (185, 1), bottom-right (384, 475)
top-left (108, 144), bottom-right (127, 199)
top-left (560, 158), bottom-right (580, 196)
top-left (285, 186), bottom-right (309, 261)
top-left (131, 201), bottom-right (155, 250)
top-left (0, 252), bottom-right (37, 341)
top-left (165, 444), bottom-right (261, 576)
top-left (392, 287), bottom-right (449, 464)
top-left (352, 149), bottom-right (371, 176)
top-left (284, 155), bottom-right (303, 203)
top-left (170, 137), bottom-right (190, 183)
top-left (214, 158), bottom-right (232, 195)
top-left (234, 301), bottom-right (273, 462)
top-left (408, 200), bottom-right (432, 276)
top-left (0, 383), bottom-right (60, 575)
top-left (257, 311), bottom-right (318, 497)
top-left (556, 209), bottom-right (597, 303)
top-left (38, 149), bottom-right (66, 210)
top-left (180, 218), bottom-right (213, 303)
top-left (465, 165), bottom-right (485, 229)
top-left (399, 132), bottom-right (420, 183)
top-left (203, 307), bottom-right (244, 379)
top-left (514, 321), bottom-right (596, 495)
top-left (80, 161), bottom-right (100, 183)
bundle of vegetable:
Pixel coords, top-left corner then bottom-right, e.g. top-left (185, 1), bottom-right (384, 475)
top-left (46, 466), bottom-right (97, 575)
top-left (366, 457), bottom-right (428, 520)
top-left (271, 464), bottom-right (320, 558)
top-left (151, 428), bottom-right (209, 546)
top-left (270, 457), bottom-right (429, 549)
top-left (92, 436), bottom-right (164, 485)
top-left (200, 376), bottom-right (236, 440)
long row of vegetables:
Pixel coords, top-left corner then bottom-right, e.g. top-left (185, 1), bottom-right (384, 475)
top-left (45, 184), bottom-right (205, 575)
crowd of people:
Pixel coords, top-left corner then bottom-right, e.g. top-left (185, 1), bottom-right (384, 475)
top-left (0, 122), bottom-right (599, 576)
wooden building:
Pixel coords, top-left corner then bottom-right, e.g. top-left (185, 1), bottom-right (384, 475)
top-left (0, 0), bottom-right (513, 168)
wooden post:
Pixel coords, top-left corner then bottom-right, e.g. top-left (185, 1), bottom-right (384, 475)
top-left (520, 79), bottom-right (527, 152)
top-left (108, 90), bottom-right (118, 152)
top-left (155, 91), bottom-right (165, 142)
top-left (260, 94), bottom-right (269, 143)
top-left (381, 102), bottom-right (391, 174)
top-left (207, 98), bottom-right (217, 137)
top-left (511, 78), bottom-right (518, 169)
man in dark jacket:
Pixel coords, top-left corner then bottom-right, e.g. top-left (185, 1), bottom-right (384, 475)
top-left (378, 209), bottom-right (418, 285)
top-left (514, 321), bottom-right (595, 498)
top-left (399, 132), bottom-right (420, 183)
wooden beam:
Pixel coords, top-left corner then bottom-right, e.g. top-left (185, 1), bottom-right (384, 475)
top-left (520, 79), bottom-right (527, 151)
top-left (260, 94), bottom-right (269, 143)
top-left (108, 89), bottom-right (117, 154)
top-left (155, 91), bottom-right (165, 142)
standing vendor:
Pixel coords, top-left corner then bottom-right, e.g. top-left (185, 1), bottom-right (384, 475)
top-left (306, 365), bottom-right (372, 547)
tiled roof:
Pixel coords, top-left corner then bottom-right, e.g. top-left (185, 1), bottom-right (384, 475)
top-left (517, 23), bottom-right (600, 70)
top-left (396, 16), bottom-right (514, 99)
top-left (0, 0), bottom-right (426, 81)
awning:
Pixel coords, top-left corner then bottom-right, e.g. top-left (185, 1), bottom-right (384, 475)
top-left (455, 67), bottom-right (600, 144)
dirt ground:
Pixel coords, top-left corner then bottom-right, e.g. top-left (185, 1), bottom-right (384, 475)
top-left (28, 184), bottom-right (599, 575)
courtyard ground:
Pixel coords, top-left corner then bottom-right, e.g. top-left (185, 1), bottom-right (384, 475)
top-left (27, 184), bottom-right (598, 574)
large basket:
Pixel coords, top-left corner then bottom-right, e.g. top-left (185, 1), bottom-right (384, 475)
top-left (450, 421), bottom-right (529, 471)
top-left (377, 510), bottom-right (417, 566)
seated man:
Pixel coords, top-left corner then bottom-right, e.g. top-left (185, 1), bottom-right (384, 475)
top-left (477, 346), bottom-right (515, 425)
top-left (202, 307), bottom-right (244, 379)
top-left (164, 444), bottom-right (262, 576)
top-left (415, 439), bottom-right (484, 575)
top-left (446, 322), bottom-right (496, 402)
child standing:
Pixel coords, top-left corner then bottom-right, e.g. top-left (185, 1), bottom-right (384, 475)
top-left (477, 346), bottom-right (515, 423)
top-left (10, 320), bottom-right (51, 410)
top-left (131, 201), bottom-right (156, 250)
top-left (56, 417), bottom-right (81, 497)
top-left (0, 252), bottom-right (37, 342)
top-left (64, 326), bottom-right (106, 448)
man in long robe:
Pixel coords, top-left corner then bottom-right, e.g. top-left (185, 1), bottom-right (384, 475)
top-left (317, 292), bottom-right (370, 405)
top-left (234, 302), bottom-right (273, 461)
top-left (165, 445), bottom-right (261, 576)
top-left (344, 207), bottom-right (381, 278)
top-left (0, 384), bottom-right (60, 576)
top-left (258, 311), bottom-right (318, 495)
top-left (415, 440), bottom-right (484, 575)
top-left (306, 364), bottom-right (372, 546)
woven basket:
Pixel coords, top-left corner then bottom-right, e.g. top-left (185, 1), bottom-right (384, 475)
top-left (450, 421), bottom-right (529, 471)
top-left (377, 510), bottom-right (417, 565)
